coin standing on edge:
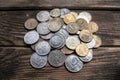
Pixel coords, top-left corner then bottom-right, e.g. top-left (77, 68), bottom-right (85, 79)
top-left (30, 53), bottom-right (47, 68)
top-left (24, 30), bottom-right (39, 44)
top-left (93, 35), bottom-right (102, 48)
top-left (61, 46), bottom-right (74, 55)
top-left (65, 55), bottom-right (83, 72)
top-left (50, 8), bottom-right (61, 17)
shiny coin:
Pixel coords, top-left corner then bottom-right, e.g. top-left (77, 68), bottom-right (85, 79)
top-left (30, 53), bottom-right (47, 68)
top-left (41, 33), bottom-right (54, 40)
top-left (76, 44), bottom-right (89, 57)
top-left (82, 38), bottom-right (96, 48)
top-left (63, 13), bottom-right (76, 24)
top-left (79, 49), bottom-right (93, 62)
top-left (35, 41), bottom-right (51, 55)
top-left (93, 35), bottom-right (102, 48)
top-left (65, 55), bottom-right (83, 72)
top-left (61, 46), bottom-right (74, 55)
top-left (70, 12), bottom-right (78, 18)
top-left (60, 8), bottom-right (70, 18)
top-left (66, 22), bottom-right (79, 34)
top-left (50, 8), bottom-right (61, 17)
top-left (48, 18), bottom-right (64, 32)
top-left (36, 11), bottom-right (50, 22)
top-left (48, 50), bottom-right (66, 67)
top-left (36, 22), bottom-right (50, 35)
top-left (24, 30), bottom-right (39, 44)
top-left (24, 18), bottom-right (38, 30)
top-left (66, 36), bottom-right (80, 50)
top-left (79, 30), bottom-right (93, 42)
top-left (76, 19), bottom-right (88, 30)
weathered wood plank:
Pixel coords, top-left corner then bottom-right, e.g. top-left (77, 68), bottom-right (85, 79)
top-left (0, 0), bottom-right (120, 10)
top-left (0, 11), bottom-right (120, 46)
top-left (0, 47), bottom-right (120, 80)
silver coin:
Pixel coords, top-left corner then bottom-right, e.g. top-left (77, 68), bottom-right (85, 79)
top-left (77, 14), bottom-right (90, 23)
top-left (41, 33), bottom-right (54, 40)
top-left (36, 11), bottom-right (50, 22)
top-left (49, 34), bottom-right (66, 49)
top-left (65, 54), bottom-right (83, 72)
top-left (62, 25), bottom-right (67, 29)
top-left (36, 22), bottom-right (50, 35)
top-left (60, 8), bottom-right (70, 18)
top-left (30, 53), bottom-right (47, 68)
top-left (79, 49), bottom-right (93, 62)
top-left (50, 8), bottom-right (61, 17)
top-left (81, 39), bottom-right (96, 48)
top-left (35, 41), bottom-right (51, 55)
top-left (48, 50), bottom-right (66, 67)
top-left (24, 30), bottom-right (39, 44)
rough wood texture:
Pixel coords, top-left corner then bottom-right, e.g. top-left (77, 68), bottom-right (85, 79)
top-left (0, 11), bottom-right (120, 46)
top-left (0, 47), bottom-right (120, 80)
top-left (0, 0), bottom-right (120, 10)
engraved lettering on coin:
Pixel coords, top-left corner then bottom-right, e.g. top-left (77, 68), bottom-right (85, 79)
top-left (60, 8), bottom-right (70, 18)
top-left (93, 35), bottom-right (102, 48)
top-left (50, 8), bottom-right (61, 17)
top-left (76, 19), bottom-right (88, 30)
top-left (41, 33), bottom-right (54, 40)
top-left (30, 53), bottom-right (47, 68)
top-left (61, 46), bottom-right (74, 55)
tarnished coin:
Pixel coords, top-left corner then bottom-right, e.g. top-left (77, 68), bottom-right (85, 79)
top-left (76, 19), bottom-right (88, 30)
top-left (79, 49), bottom-right (93, 62)
top-left (66, 22), bottom-right (79, 34)
top-left (87, 21), bottom-right (99, 33)
top-left (66, 36), bottom-right (80, 50)
top-left (24, 30), bottom-right (39, 44)
top-left (60, 8), bottom-right (70, 18)
top-left (70, 12), bottom-right (78, 18)
top-left (36, 22), bottom-right (50, 35)
top-left (93, 35), bottom-right (102, 48)
top-left (77, 14), bottom-right (89, 23)
top-left (36, 11), bottom-right (50, 22)
top-left (50, 8), bottom-right (61, 17)
top-left (35, 41), bottom-right (51, 55)
top-left (41, 33), bottom-right (54, 40)
top-left (30, 53), bottom-right (47, 68)
top-left (24, 18), bottom-right (38, 30)
top-left (76, 44), bottom-right (89, 57)
top-left (49, 34), bottom-right (66, 49)
top-left (79, 30), bottom-right (93, 42)
top-left (48, 18), bottom-right (64, 32)
top-left (48, 50), bottom-right (66, 67)
top-left (63, 13), bottom-right (76, 24)
top-left (65, 55), bottom-right (83, 72)
top-left (82, 39), bottom-right (96, 48)
top-left (61, 46), bottom-right (74, 55)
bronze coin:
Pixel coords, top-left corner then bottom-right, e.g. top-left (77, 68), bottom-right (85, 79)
top-left (76, 19), bottom-right (88, 30)
top-left (61, 46), bottom-right (74, 55)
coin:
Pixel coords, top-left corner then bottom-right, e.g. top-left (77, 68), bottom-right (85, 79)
top-left (48, 18), bottom-right (64, 32)
top-left (66, 36), bottom-right (80, 50)
top-left (41, 33), bottom-right (54, 40)
top-left (36, 11), bottom-right (50, 22)
top-left (24, 18), bottom-right (38, 30)
top-left (81, 39), bottom-right (96, 48)
top-left (63, 13), bottom-right (76, 24)
top-left (87, 21), bottom-right (99, 33)
top-left (30, 53), bottom-right (47, 68)
top-left (50, 8), bottom-right (61, 17)
top-left (79, 49), bottom-right (93, 62)
top-left (60, 8), bottom-right (70, 18)
top-left (93, 35), bottom-right (102, 48)
top-left (49, 34), bottom-right (66, 49)
top-left (66, 22), bottom-right (79, 34)
top-left (76, 44), bottom-right (89, 57)
top-left (61, 46), bottom-right (74, 55)
top-left (76, 19), bottom-right (88, 30)
top-left (35, 41), bottom-right (51, 55)
top-left (77, 14), bottom-right (89, 23)
top-left (70, 12), bottom-right (78, 18)
top-left (48, 50), bottom-right (66, 67)
top-left (62, 25), bottom-right (67, 29)
top-left (24, 30), bottom-right (39, 44)
top-left (79, 30), bottom-right (93, 42)
top-left (36, 22), bottom-right (50, 35)
top-left (65, 54), bottom-right (83, 72)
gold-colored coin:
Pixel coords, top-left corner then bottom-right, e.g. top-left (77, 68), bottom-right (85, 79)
top-left (76, 19), bottom-right (88, 30)
top-left (79, 30), bottom-right (93, 42)
top-left (76, 44), bottom-right (89, 57)
top-left (24, 18), bottom-right (38, 30)
top-left (63, 13), bottom-right (76, 24)
top-left (61, 46), bottom-right (74, 55)
top-left (93, 35), bottom-right (102, 48)
top-left (70, 12), bottom-right (78, 18)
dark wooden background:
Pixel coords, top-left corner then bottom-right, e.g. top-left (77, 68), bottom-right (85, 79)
top-left (0, 0), bottom-right (120, 80)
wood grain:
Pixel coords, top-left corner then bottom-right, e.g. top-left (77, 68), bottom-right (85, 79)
top-left (0, 47), bottom-right (120, 80)
top-left (0, 10), bottom-right (120, 46)
top-left (0, 0), bottom-right (120, 10)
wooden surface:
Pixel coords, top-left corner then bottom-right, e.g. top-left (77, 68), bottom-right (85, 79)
top-left (0, 0), bottom-right (120, 80)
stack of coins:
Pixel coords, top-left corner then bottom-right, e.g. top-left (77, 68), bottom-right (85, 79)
top-left (24, 8), bottom-right (102, 72)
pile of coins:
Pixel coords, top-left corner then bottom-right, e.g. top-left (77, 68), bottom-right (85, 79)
top-left (24, 8), bottom-right (102, 72)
